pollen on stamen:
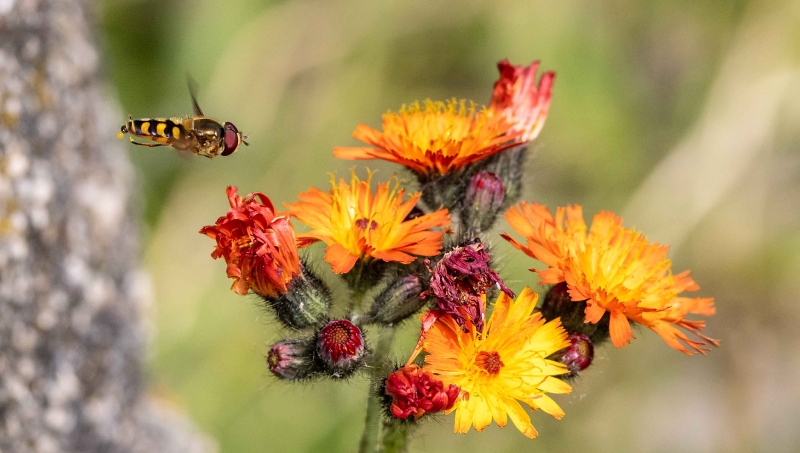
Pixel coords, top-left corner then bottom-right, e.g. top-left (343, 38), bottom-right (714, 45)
top-left (476, 350), bottom-right (504, 375)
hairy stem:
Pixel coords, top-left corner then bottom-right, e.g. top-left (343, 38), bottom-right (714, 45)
top-left (379, 421), bottom-right (412, 453)
top-left (358, 326), bottom-right (396, 453)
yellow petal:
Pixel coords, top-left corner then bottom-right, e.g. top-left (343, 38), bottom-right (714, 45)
top-left (537, 376), bottom-right (572, 394)
top-left (503, 397), bottom-right (538, 439)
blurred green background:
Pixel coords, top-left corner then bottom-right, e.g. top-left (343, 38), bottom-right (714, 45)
top-left (98, 0), bottom-right (800, 451)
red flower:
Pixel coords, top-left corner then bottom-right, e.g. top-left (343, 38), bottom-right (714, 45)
top-left (317, 319), bottom-right (365, 371)
top-left (385, 364), bottom-right (460, 420)
top-left (200, 186), bottom-right (301, 298)
top-left (422, 240), bottom-right (513, 332)
top-left (489, 60), bottom-right (555, 143)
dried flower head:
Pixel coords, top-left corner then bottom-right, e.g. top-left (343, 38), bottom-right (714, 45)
top-left (489, 60), bottom-right (555, 143)
top-left (384, 364), bottom-right (460, 420)
top-left (413, 288), bottom-right (572, 439)
top-left (200, 186), bottom-right (300, 298)
top-left (334, 100), bottom-right (519, 176)
top-left (285, 172), bottom-right (450, 274)
top-left (423, 240), bottom-right (512, 332)
top-left (502, 202), bottom-right (719, 355)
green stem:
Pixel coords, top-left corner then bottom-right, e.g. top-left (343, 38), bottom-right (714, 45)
top-left (358, 326), bottom-right (396, 453)
top-left (379, 421), bottom-right (412, 453)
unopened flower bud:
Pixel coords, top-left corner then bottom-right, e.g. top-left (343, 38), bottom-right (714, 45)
top-left (479, 145), bottom-right (526, 207)
top-left (383, 364), bottom-right (460, 420)
top-left (265, 264), bottom-right (332, 330)
top-left (367, 275), bottom-right (426, 325)
top-left (541, 282), bottom-right (610, 344)
top-left (551, 334), bottom-right (594, 378)
top-left (316, 319), bottom-right (365, 377)
top-left (462, 171), bottom-right (505, 233)
top-left (267, 338), bottom-right (317, 380)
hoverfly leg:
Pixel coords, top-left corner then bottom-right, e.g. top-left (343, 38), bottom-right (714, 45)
top-left (129, 138), bottom-right (166, 148)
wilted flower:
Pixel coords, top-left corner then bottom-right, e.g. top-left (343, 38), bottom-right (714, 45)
top-left (285, 172), bottom-right (450, 274)
top-left (334, 100), bottom-right (520, 176)
top-left (502, 202), bottom-right (719, 355)
top-left (413, 288), bottom-right (572, 439)
top-left (200, 186), bottom-right (300, 298)
top-left (317, 319), bottom-right (365, 374)
top-left (423, 240), bottom-right (512, 332)
top-left (489, 60), bottom-right (554, 143)
top-left (384, 364), bottom-right (460, 420)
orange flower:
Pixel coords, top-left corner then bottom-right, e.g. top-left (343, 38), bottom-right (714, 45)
top-left (501, 203), bottom-right (719, 355)
top-left (285, 172), bottom-right (450, 274)
top-left (333, 100), bottom-right (519, 176)
top-left (489, 60), bottom-right (555, 143)
top-left (200, 186), bottom-right (301, 298)
top-left (411, 288), bottom-right (572, 438)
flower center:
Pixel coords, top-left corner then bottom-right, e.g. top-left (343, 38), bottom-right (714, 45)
top-left (355, 218), bottom-right (378, 231)
top-left (327, 323), bottom-right (350, 345)
top-left (476, 350), bottom-right (504, 375)
top-left (266, 349), bottom-right (281, 368)
top-left (577, 340), bottom-right (591, 357)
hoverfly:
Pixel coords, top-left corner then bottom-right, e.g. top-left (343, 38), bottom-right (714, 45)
top-left (118, 79), bottom-right (248, 158)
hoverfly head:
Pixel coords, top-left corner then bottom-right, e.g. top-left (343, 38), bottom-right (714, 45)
top-left (222, 122), bottom-right (246, 156)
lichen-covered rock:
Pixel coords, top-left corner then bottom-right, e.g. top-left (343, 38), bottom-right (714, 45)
top-left (0, 1), bottom-right (211, 451)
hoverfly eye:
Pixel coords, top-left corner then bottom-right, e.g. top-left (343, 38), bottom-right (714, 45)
top-left (222, 122), bottom-right (240, 156)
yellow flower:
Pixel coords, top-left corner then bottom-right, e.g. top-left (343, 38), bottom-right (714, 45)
top-left (502, 202), bottom-right (719, 355)
top-left (284, 172), bottom-right (450, 274)
top-left (334, 100), bottom-right (519, 176)
top-left (415, 288), bottom-right (572, 439)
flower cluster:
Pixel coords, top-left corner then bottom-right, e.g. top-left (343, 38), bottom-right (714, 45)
top-left (199, 59), bottom-right (717, 450)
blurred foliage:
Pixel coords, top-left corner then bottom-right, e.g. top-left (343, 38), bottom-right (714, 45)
top-left (99, 0), bottom-right (800, 451)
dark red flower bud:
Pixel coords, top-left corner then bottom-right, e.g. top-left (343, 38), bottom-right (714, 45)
top-left (384, 365), bottom-right (460, 420)
top-left (463, 171), bottom-right (505, 233)
top-left (316, 319), bottom-right (365, 375)
top-left (267, 338), bottom-right (316, 380)
top-left (553, 333), bottom-right (594, 376)
top-left (422, 240), bottom-right (513, 332)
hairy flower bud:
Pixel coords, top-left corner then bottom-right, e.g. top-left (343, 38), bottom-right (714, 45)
top-left (462, 171), bottom-right (505, 233)
top-left (265, 264), bottom-right (332, 330)
top-left (551, 334), bottom-right (594, 377)
top-left (367, 275), bottom-right (426, 325)
top-left (422, 240), bottom-right (512, 332)
top-left (541, 282), bottom-right (610, 345)
top-left (316, 319), bottom-right (365, 377)
top-left (267, 338), bottom-right (317, 380)
top-left (478, 145), bottom-right (526, 208)
top-left (383, 365), bottom-right (460, 420)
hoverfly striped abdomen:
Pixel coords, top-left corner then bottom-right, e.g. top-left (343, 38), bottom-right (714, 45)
top-left (122, 118), bottom-right (185, 143)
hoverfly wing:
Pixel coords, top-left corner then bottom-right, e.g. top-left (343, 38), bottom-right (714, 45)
top-left (186, 74), bottom-right (204, 117)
